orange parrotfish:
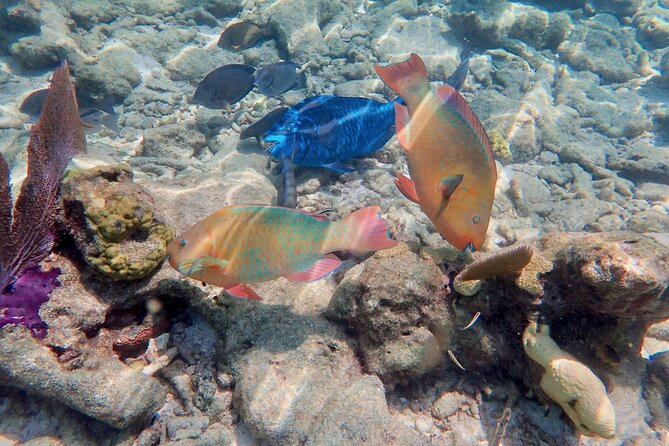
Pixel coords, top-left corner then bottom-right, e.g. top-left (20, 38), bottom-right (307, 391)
top-left (167, 205), bottom-right (397, 300)
top-left (374, 53), bottom-right (496, 251)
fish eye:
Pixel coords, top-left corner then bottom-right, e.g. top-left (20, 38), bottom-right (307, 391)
top-left (180, 238), bottom-right (187, 247)
top-left (472, 215), bottom-right (481, 224)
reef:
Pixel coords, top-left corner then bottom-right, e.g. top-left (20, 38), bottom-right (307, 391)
top-left (0, 0), bottom-right (668, 444)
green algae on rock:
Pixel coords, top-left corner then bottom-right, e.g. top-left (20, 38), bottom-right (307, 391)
top-left (60, 164), bottom-right (175, 281)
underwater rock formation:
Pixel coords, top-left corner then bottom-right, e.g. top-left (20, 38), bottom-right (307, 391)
top-left (327, 244), bottom-right (452, 384)
top-left (59, 164), bottom-right (175, 281)
top-left (0, 325), bottom-right (166, 429)
top-left (74, 44), bottom-right (142, 104)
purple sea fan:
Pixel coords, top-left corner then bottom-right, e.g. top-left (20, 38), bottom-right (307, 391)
top-left (0, 60), bottom-right (86, 335)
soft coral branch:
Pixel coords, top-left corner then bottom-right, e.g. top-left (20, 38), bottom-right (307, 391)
top-left (0, 60), bottom-right (85, 293)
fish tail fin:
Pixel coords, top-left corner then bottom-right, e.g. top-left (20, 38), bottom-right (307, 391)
top-left (374, 53), bottom-right (428, 97)
top-left (338, 206), bottom-right (397, 253)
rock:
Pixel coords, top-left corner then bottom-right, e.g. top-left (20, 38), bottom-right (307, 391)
top-left (326, 245), bottom-right (451, 383)
top-left (66, 1), bottom-right (117, 30)
top-left (547, 232), bottom-right (669, 319)
top-left (636, 8), bottom-right (669, 48)
top-left (608, 141), bottom-right (669, 185)
top-left (591, 0), bottom-right (642, 17)
top-left (9, 35), bottom-right (64, 70)
top-left (3, 0), bottom-right (41, 33)
top-left (201, 0), bottom-right (241, 18)
top-left (509, 9), bottom-right (572, 50)
top-left (59, 164), bottom-right (175, 281)
top-left (558, 18), bottom-right (637, 83)
top-left (0, 325), bottom-right (166, 429)
top-left (373, 15), bottom-right (457, 80)
top-left (431, 391), bottom-right (475, 420)
top-left (216, 299), bottom-right (421, 445)
top-left (141, 122), bottom-right (207, 159)
top-left (644, 351), bottom-right (669, 431)
top-left (166, 45), bottom-right (242, 83)
top-left (0, 386), bottom-right (103, 445)
top-left (165, 415), bottom-right (209, 441)
top-left (75, 44), bottom-right (142, 103)
top-left (263, 0), bottom-right (346, 64)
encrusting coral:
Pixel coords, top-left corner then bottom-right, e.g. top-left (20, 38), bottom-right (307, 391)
top-left (60, 164), bottom-right (175, 280)
top-left (522, 320), bottom-right (616, 439)
top-left (0, 61), bottom-right (85, 337)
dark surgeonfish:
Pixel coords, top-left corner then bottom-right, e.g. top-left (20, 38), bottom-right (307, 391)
top-left (444, 50), bottom-right (472, 91)
top-left (217, 22), bottom-right (268, 52)
top-left (239, 107), bottom-right (289, 143)
top-left (19, 88), bottom-right (118, 132)
top-left (192, 64), bottom-right (256, 109)
top-left (253, 62), bottom-right (299, 97)
top-left (18, 88), bottom-right (50, 116)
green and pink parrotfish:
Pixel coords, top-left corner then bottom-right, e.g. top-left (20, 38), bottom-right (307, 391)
top-left (374, 53), bottom-right (497, 251)
top-left (167, 205), bottom-right (397, 300)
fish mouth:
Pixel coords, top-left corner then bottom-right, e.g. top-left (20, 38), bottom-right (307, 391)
top-left (262, 140), bottom-right (276, 153)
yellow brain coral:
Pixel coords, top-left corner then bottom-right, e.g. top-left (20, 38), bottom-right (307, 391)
top-left (522, 321), bottom-right (616, 439)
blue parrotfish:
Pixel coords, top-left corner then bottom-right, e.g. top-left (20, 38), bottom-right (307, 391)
top-left (264, 95), bottom-right (400, 173)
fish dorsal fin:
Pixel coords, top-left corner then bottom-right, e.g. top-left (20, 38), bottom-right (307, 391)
top-left (435, 84), bottom-right (492, 157)
top-left (394, 102), bottom-right (410, 150)
top-left (285, 253), bottom-right (341, 282)
top-left (436, 174), bottom-right (464, 215)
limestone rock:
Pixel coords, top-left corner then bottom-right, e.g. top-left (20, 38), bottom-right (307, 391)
top-left (0, 325), bottom-right (166, 429)
top-left (326, 246), bottom-right (451, 383)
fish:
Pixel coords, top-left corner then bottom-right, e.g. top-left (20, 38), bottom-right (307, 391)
top-left (253, 61), bottom-right (299, 97)
top-left (192, 64), bottom-right (256, 109)
top-left (217, 22), bottom-right (267, 52)
top-left (19, 89), bottom-right (118, 132)
top-left (19, 88), bottom-right (50, 116)
top-left (444, 49), bottom-right (472, 91)
top-left (167, 205), bottom-right (397, 300)
top-left (264, 95), bottom-right (400, 172)
top-left (239, 107), bottom-right (289, 144)
top-left (374, 53), bottom-right (496, 251)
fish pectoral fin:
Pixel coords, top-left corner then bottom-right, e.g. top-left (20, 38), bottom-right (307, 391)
top-left (394, 172), bottom-right (420, 203)
top-left (436, 174), bottom-right (464, 215)
top-left (285, 254), bottom-right (342, 283)
top-left (225, 283), bottom-right (261, 300)
top-left (316, 115), bottom-right (338, 149)
top-left (177, 256), bottom-right (229, 277)
top-left (322, 162), bottom-right (355, 173)
top-left (394, 102), bottom-right (410, 151)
